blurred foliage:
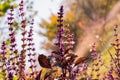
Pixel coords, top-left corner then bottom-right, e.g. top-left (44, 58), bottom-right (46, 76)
top-left (40, 14), bottom-right (57, 40)
top-left (0, 0), bottom-right (16, 17)
top-left (70, 0), bottom-right (119, 21)
top-left (40, 0), bottom-right (119, 51)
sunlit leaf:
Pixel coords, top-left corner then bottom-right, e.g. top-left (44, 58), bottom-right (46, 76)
top-left (75, 57), bottom-right (88, 66)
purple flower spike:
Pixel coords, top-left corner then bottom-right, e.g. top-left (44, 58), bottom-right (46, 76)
top-left (8, 5), bottom-right (20, 77)
top-left (18, 0), bottom-right (27, 79)
top-left (27, 19), bottom-right (37, 77)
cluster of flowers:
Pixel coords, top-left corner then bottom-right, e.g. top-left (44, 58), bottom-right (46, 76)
top-left (0, 0), bottom-right (120, 79)
top-left (0, 0), bottom-right (37, 80)
top-left (37, 6), bottom-right (120, 80)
